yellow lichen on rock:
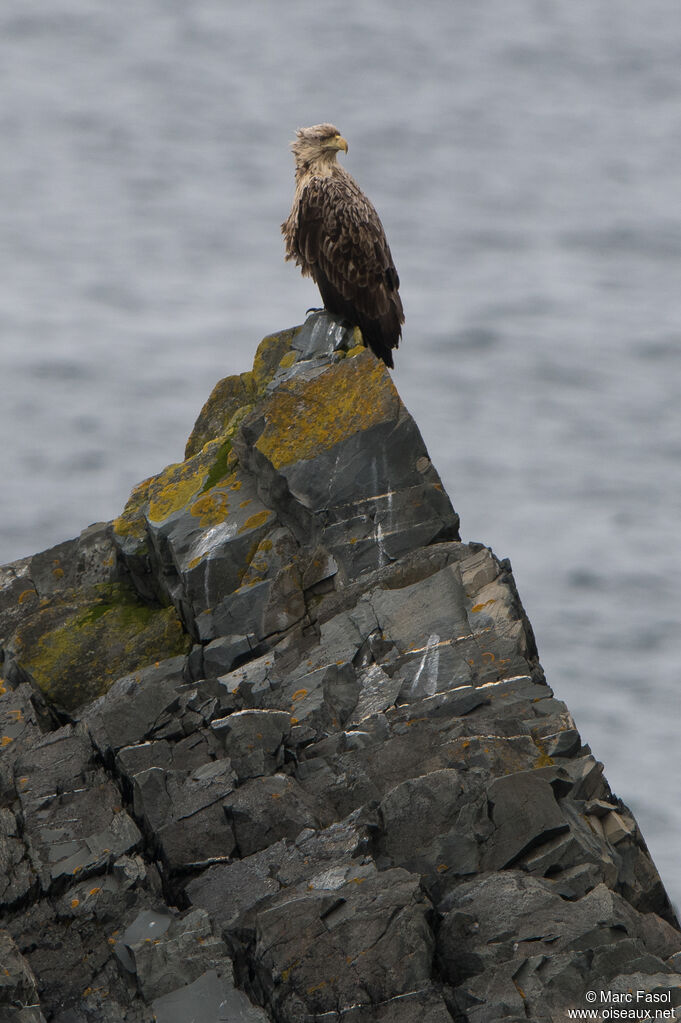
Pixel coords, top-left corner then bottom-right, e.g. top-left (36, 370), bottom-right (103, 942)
top-left (239, 510), bottom-right (273, 535)
top-left (184, 327), bottom-right (300, 460)
top-left (238, 533), bottom-right (277, 588)
top-left (251, 327), bottom-right (300, 392)
top-left (254, 350), bottom-right (399, 469)
top-left (278, 350), bottom-right (298, 370)
top-left (114, 328), bottom-right (305, 551)
top-left (115, 438), bottom-right (229, 544)
top-left (189, 489), bottom-right (231, 529)
top-left (187, 466), bottom-right (273, 532)
top-left (147, 460), bottom-right (207, 525)
top-left (113, 474), bottom-right (156, 541)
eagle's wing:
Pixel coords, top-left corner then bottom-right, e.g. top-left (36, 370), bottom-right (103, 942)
top-left (294, 173), bottom-right (403, 325)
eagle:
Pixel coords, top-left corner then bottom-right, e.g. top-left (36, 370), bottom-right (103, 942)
top-left (282, 123), bottom-right (404, 368)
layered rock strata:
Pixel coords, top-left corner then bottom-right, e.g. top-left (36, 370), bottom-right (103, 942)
top-left (1, 313), bottom-right (679, 1022)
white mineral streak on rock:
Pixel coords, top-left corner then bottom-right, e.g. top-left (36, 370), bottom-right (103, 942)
top-left (186, 522), bottom-right (239, 567)
top-left (369, 456), bottom-right (386, 568)
top-left (308, 865), bottom-right (351, 891)
top-left (311, 316), bottom-right (324, 347)
top-left (332, 322), bottom-right (345, 348)
top-left (479, 674), bottom-right (533, 688)
top-left (357, 488), bottom-right (397, 504)
top-left (385, 485), bottom-right (394, 547)
top-left (408, 637), bottom-right (455, 655)
top-left (375, 519), bottom-right (388, 568)
top-left (369, 455), bottom-right (378, 505)
top-left (410, 632), bottom-right (441, 697)
top-left (369, 454), bottom-right (392, 568)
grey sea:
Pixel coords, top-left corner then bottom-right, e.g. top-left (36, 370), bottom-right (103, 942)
top-left (1, 1), bottom-right (680, 909)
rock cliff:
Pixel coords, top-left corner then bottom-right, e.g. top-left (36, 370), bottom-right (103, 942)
top-left (1, 313), bottom-right (680, 1022)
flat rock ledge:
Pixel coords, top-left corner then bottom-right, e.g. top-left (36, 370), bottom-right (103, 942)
top-left (1, 313), bottom-right (679, 1022)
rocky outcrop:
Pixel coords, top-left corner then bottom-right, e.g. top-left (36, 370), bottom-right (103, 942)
top-left (1, 312), bottom-right (679, 1022)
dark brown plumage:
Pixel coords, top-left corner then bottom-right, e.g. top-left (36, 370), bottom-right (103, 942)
top-left (282, 123), bottom-right (404, 368)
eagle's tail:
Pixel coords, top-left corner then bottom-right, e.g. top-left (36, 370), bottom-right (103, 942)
top-left (314, 269), bottom-right (401, 369)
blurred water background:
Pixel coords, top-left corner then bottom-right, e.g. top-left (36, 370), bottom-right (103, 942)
top-left (1, 0), bottom-right (680, 908)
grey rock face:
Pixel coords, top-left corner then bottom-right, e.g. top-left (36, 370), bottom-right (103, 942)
top-left (1, 315), bottom-right (679, 1021)
top-left (438, 874), bottom-right (681, 1021)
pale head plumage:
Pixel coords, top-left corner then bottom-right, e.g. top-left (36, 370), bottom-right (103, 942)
top-left (290, 123), bottom-right (349, 176)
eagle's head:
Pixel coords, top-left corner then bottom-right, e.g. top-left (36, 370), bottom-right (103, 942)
top-left (290, 123), bottom-right (348, 172)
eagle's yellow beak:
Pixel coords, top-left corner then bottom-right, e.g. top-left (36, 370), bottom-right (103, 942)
top-left (327, 134), bottom-right (348, 153)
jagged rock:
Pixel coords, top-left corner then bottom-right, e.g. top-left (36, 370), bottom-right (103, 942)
top-left (438, 873), bottom-right (681, 1020)
top-left (151, 969), bottom-right (270, 1023)
top-left (377, 769), bottom-right (478, 883)
top-left (0, 524), bottom-right (190, 713)
top-left (116, 907), bottom-right (229, 1001)
top-left (83, 656), bottom-right (190, 756)
top-left (183, 325), bottom-right (296, 460)
top-left (9, 723), bottom-right (140, 896)
top-left (211, 708), bottom-right (290, 780)
top-left (482, 769), bottom-right (570, 870)
top-left (250, 867), bottom-right (434, 1023)
top-left (0, 807), bottom-right (37, 912)
top-left (1, 314), bottom-right (679, 1021)
top-left (186, 840), bottom-right (287, 933)
top-left (0, 684), bottom-right (47, 787)
top-left (225, 773), bottom-right (322, 857)
top-left (233, 340), bottom-right (459, 584)
top-left (132, 758), bottom-right (237, 870)
top-left (0, 931), bottom-right (44, 1022)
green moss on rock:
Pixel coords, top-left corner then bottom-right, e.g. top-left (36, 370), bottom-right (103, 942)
top-left (185, 372), bottom-right (256, 460)
top-left (200, 438), bottom-right (233, 495)
top-left (13, 582), bottom-right (190, 712)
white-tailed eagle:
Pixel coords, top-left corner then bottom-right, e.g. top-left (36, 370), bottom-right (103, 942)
top-left (282, 123), bottom-right (404, 368)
